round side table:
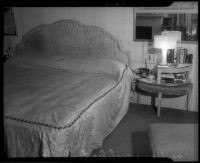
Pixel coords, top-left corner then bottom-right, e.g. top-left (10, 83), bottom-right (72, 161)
top-left (135, 78), bottom-right (193, 117)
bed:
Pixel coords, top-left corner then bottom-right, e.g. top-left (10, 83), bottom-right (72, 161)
top-left (4, 19), bottom-right (133, 157)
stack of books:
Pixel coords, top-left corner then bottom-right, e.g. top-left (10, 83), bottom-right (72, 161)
top-left (160, 72), bottom-right (188, 84)
top-left (176, 48), bottom-right (193, 64)
top-left (161, 73), bottom-right (175, 84)
top-left (174, 72), bottom-right (187, 84)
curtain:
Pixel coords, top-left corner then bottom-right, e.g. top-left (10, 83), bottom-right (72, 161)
top-left (4, 36), bottom-right (16, 57)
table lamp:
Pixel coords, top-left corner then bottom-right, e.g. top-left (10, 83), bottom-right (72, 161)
top-left (161, 31), bottom-right (182, 64)
top-left (161, 31), bottom-right (181, 41)
top-left (153, 34), bottom-right (178, 65)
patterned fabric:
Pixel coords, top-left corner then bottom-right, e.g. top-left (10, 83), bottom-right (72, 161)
top-left (4, 58), bottom-right (132, 157)
top-left (149, 123), bottom-right (198, 161)
top-left (17, 19), bottom-right (130, 65)
top-left (4, 19), bottom-right (132, 157)
top-left (90, 148), bottom-right (130, 157)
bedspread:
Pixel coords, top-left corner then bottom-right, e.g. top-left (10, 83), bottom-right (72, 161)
top-left (4, 56), bottom-right (132, 157)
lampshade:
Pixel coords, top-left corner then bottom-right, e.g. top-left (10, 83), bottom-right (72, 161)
top-left (161, 30), bottom-right (182, 42)
top-left (154, 35), bottom-right (177, 50)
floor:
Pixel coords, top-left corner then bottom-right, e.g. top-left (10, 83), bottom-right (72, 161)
top-left (101, 102), bottom-right (198, 156)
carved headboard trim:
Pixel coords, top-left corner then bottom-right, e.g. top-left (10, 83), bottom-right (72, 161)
top-left (16, 19), bottom-right (130, 66)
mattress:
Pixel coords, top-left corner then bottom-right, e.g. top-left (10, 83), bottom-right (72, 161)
top-left (4, 64), bottom-right (115, 127)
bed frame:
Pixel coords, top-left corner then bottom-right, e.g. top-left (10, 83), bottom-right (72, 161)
top-left (5, 19), bottom-right (133, 157)
top-left (16, 19), bottom-right (130, 66)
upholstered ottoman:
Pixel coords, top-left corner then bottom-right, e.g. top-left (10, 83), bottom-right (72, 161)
top-left (149, 123), bottom-right (198, 161)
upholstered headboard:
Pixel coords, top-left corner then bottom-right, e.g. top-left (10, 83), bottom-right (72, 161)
top-left (16, 19), bottom-right (130, 65)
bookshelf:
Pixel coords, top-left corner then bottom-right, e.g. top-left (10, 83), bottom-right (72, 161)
top-left (157, 64), bottom-right (192, 85)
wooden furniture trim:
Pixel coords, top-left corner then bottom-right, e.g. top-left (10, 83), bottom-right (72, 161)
top-left (136, 78), bottom-right (193, 117)
top-left (157, 65), bottom-right (192, 84)
top-left (16, 19), bottom-right (131, 66)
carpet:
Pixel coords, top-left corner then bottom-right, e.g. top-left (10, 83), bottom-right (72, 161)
top-left (91, 148), bottom-right (130, 157)
top-left (132, 132), bottom-right (152, 157)
top-left (102, 103), bottom-right (198, 157)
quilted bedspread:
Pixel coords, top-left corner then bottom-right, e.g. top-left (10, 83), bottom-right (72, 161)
top-left (4, 55), bottom-right (132, 157)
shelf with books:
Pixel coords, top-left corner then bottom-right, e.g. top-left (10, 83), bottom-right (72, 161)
top-left (176, 47), bottom-right (193, 64)
top-left (160, 70), bottom-right (189, 84)
top-left (157, 64), bottom-right (192, 85)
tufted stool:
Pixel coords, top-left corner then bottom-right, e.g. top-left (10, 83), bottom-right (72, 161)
top-left (149, 123), bottom-right (198, 161)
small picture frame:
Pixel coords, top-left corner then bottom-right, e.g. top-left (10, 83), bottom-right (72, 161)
top-left (145, 53), bottom-right (157, 64)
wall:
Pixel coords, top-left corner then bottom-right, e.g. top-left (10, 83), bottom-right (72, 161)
top-left (136, 41), bottom-right (198, 111)
top-left (131, 6), bottom-right (198, 112)
top-left (13, 7), bottom-right (198, 112)
top-left (136, 15), bottom-right (162, 37)
top-left (14, 7), bottom-right (126, 45)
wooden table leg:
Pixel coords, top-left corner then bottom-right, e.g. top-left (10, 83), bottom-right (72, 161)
top-left (151, 96), bottom-right (157, 114)
top-left (151, 96), bottom-right (156, 108)
top-left (186, 91), bottom-right (192, 111)
top-left (157, 92), bottom-right (162, 117)
top-left (137, 93), bottom-right (140, 104)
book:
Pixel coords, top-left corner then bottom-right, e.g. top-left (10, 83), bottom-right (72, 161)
top-left (176, 48), bottom-right (188, 64)
top-left (185, 55), bottom-right (189, 63)
top-left (161, 73), bottom-right (175, 84)
top-left (180, 53), bottom-right (184, 63)
top-left (161, 77), bottom-right (174, 84)
top-left (188, 54), bottom-right (193, 63)
top-left (176, 48), bottom-right (180, 63)
top-left (173, 72), bottom-right (188, 84)
top-left (183, 49), bottom-right (188, 63)
top-left (174, 79), bottom-right (185, 84)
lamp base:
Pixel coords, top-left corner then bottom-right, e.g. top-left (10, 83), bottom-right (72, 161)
top-left (158, 63), bottom-right (178, 68)
top-left (161, 49), bottom-right (168, 65)
top-left (158, 64), bottom-right (169, 68)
